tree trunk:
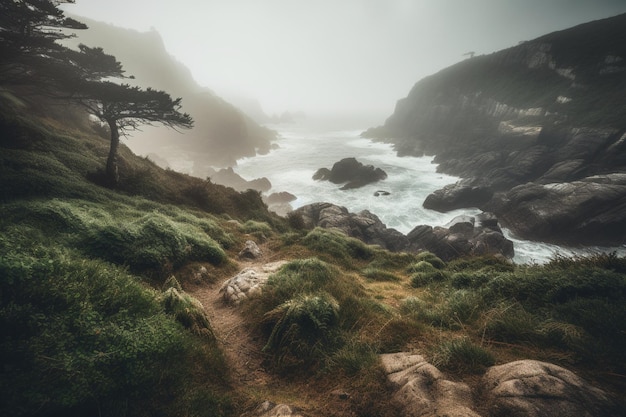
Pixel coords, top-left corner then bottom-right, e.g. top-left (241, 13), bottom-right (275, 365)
top-left (106, 119), bottom-right (120, 186)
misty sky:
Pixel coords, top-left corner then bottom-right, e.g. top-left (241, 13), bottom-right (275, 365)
top-left (63, 0), bottom-right (626, 121)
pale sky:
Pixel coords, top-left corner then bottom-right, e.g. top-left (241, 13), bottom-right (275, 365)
top-left (62, 0), bottom-right (626, 121)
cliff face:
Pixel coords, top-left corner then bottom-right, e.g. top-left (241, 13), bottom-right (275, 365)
top-left (69, 17), bottom-right (276, 169)
top-left (365, 13), bottom-right (626, 245)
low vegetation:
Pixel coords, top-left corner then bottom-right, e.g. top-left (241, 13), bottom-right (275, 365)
top-left (1, 91), bottom-right (625, 416)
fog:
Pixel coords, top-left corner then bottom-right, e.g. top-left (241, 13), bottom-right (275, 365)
top-left (63, 0), bottom-right (626, 124)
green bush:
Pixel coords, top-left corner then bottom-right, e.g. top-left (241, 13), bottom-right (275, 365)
top-left (410, 269), bottom-right (448, 287)
top-left (414, 252), bottom-right (446, 269)
top-left (160, 287), bottom-right (215, 339)
top-left (262, 293), bottom-right (340, 370)
top-left (301, 228), bottom-right (374, 263)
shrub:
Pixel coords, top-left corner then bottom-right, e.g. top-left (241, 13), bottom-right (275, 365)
top-left (241, 219), bottom-right (273, 236)
top-left (160, 287), bottom-right (215, 339)
top-left (301, 228), bottom-right (374, 263)
top-left (431, 337), bottom-right (495, 374)
top-left (262, 293), bottom-right (340, 370)
top-left (414, 251), bottom-right (446, 269)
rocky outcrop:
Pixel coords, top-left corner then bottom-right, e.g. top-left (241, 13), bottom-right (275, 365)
top-left (220, 261), bottom-right (287, 305)
top-left (485, 174), bottom-right (626, 245)
top-left (208, 167), bottom-right (272, 192)
top-left (263, 191), bottom-right (297, 217)
top-left (294, 202), bottom-right (408, 251)
top-left (364, 13), bottom-right (626, 246)
top-left (382, 353), bottom-right (619, 417)
top-left (238, 240), bottom-right (263, 260)
top-left (406, 213), bottom-right (514, 261)
top-left (423, 179), bottom-right (493, 212)
top-left (313, 157), bottom-right (387, 189)
top-left (381, 352), bottom-right (480, 417)
top-left (294, 203), bottom-right (514, 260)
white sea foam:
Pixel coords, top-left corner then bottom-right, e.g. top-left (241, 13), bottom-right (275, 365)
top-left (234, 125), bottom-right (625, 264)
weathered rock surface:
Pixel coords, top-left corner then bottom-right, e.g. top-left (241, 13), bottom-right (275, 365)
top-left (486, 174), bottom-right (626, 245)
top-left (294, 202), bottom-right (408, 251)
top-left (423, 179), bottom-right (494, 212)
top-left (313, 157), bottom-right (387, 189)
top-left (294, 203), bottom-right (514, 260)
top-left (380, 352), bottom-right (481, 417)
top-left (480, 360), bottom-right (619, 417)
top-left (407, 213), bottom-right (514, 261)
top-left (238, 240), bottom-right (263, 260)
top-left (220, 261), bottom-right (287, 305)
top-left (381, 354), bottom-right (619, 417)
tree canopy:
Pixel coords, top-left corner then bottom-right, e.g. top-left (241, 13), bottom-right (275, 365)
top-left (1, 0), bottom-right (194, 186)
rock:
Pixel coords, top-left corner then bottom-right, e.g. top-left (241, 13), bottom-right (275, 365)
top-left (238, 240), bottom-right (263, 260)
top-left (264, 191), bottom-right (297, 205)
top-left (423, 179), bottom-right (493, 212)
top-left (380, 352), bottom-right (481, 417)
top-left (296, 203), bottom-right (513, 260)
top-left (481, 360), bottom-right (619, 417)
top-left (220, 261), bottom-right (287, 305)
top-left (313, 157), bottom-right (387, 189)
top-left (407, 213), bottom-right (514, 261)
top-left (374, 190), bottom-right (391, 196)
top-left (210, 167), bottom-right (272, 192)
top-left (242, 401), bottom-right (307, 417)
top-left (294, 202), bottom-right (408, 251)
top-left (487, 174), bottom-right (626, 245)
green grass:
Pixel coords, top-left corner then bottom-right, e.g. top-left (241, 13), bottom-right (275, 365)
top-left (0, 244), bottom-right (230, 417)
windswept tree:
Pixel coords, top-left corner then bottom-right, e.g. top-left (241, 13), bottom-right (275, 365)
top-left (0, 0), bottom-right (87, 86)
top-left (1, 1), bottom-right (194, 185)
top-left (74, 80), bottom-right (193, 185)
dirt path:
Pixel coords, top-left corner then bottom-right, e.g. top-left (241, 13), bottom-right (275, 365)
top-left (193, 272), bottom-right (272, 387)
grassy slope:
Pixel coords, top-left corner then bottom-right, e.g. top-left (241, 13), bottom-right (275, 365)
top-left (1, 91), bottom-right (625, 416)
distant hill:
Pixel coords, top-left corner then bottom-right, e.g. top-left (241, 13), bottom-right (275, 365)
top-left (365, 13), bottom-right (626, 246)
top-left (67, 17), bottom-right (276, 171)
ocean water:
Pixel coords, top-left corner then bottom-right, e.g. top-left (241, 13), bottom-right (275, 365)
top-left (230, 125), bottom-right (624, 264)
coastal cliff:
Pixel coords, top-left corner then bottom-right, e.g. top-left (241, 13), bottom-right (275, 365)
top-left (364, 13), bottom-right (626, 245)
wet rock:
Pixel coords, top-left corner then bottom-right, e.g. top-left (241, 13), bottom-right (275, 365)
top-left (423, 179), bottom-right (493, 212)
top-left (407, 213), bottom-right (514, 261)
top-left (487, 174), bottom-right (626, 245)
top-left (294, 202), bottom-right (408, 251)
top-left (313, 157), bottom-right (387, 189)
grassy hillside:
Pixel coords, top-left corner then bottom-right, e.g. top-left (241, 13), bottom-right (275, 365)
top-left (1, 90), bottom-right (625, 416)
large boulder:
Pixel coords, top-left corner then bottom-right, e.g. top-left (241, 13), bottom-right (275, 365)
top-left (480, 360), bottom-right (619, 417)
top-left (423, 179), bottom-right (494, 212)
top-left (407, 213), bottom-right (514, 261)
top-left (380, 352), bottom-right (481, 417)
top-left (313, 157), bottom-right (387, 189)
top-left (487, 174), bottom-right (626, 245)
top-left (294, 202), bottom-right (408, 251)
